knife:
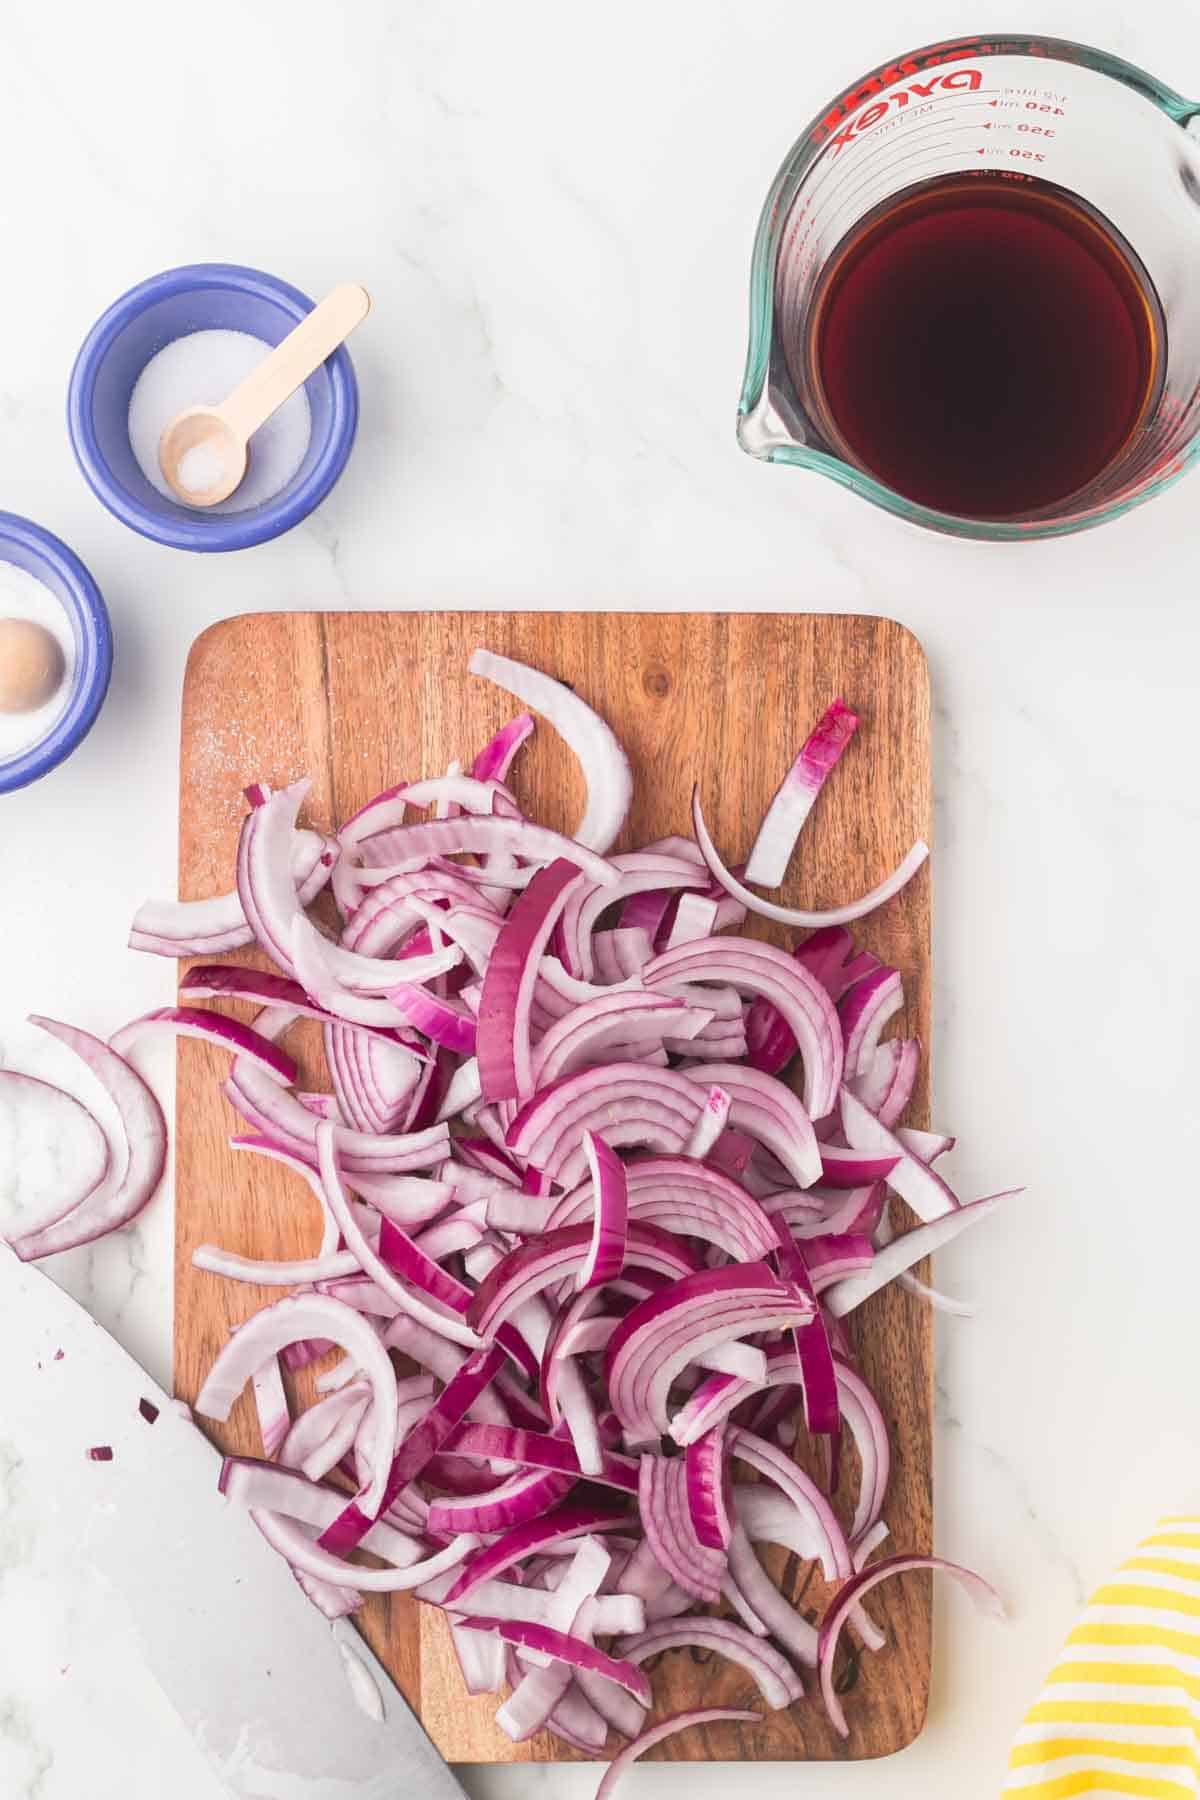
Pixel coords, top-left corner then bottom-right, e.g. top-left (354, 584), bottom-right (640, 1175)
top-left (0, 1243), bottom-right (467, 1799)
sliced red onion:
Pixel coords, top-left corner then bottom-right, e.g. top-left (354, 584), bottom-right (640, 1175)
top-left (744, 698), bottom-right (860, 888)
top-left (10, 1018), bottom-right (167, 1263)
top-left (875, 1199), bottom-right (973, 1317)
top-left (839, 967), bottom-right (903, 1081)
top-left (685, 1422), bottom-right (732, 1552)
top-left (643, 937), bottom-right (842, 1120)
top-left (442, 1496), bottom-right (632, 1606)
top-left (819, 1143), bottom-right (901, 1187)
top-left (470, 1221), bottom-right (698, 1339)
top-left (819, 1554), bottom-right (1004, 1737)
top-left (824, 1191), bottom-right (1017, 1319)
top-left (193, 1243), bottom-right (360, 1284)
top-left (746, 926), bottom-right (881, 1074)
top-left (532, 992), bottom-right (708, 1088)
top-left (362, 811), bottom-right (617, 888)
top-left (683, 1084), bottom-right (731, 1159)
top-left (679, 1062), bottom-right (820, 1189)
top-left (664, 891), bottom-right (720, 948)
top-left (196, 1294), bottom-right (397, 1514)
top-left (111, 1006), bottom-right (297, 1086)
top-left (0, 1070), bottom-right (109, 1240)
top-left (477, 859), bottom-right (582, 1102)
top-left (440, 1423), bottom-right (637, 1493)
top-left (731, 1428), bottom-right (851, 1582)
top-left (896, 1125), bottom-right (954, 1163)
top-left (726, 1524), bottom-right (819, 1666)
top-left (559, 854), bottom-right (706, 979)
top-left (252, 1506), bottom-right (476, 1593)
top-left (251, 1355), bottom-right (290, 1459)
top-left (472, 712), bottom-right (535, 783)
top-left (179, 965), bottom-right (417, 1046)
top-left (604, 1264), bottom-right (813, 1444)
top-left (469, 648), bottom-right (632, 854)
top-left (576, 1130), bottom-right (628, 1290)
top-left (693, 787), bottom-right (929, 931)
top-left (839, 1087), bottom-right (960, 1222)
top-left (618, 1615), bottom-right (802, 1710)
top-left (458, 1615), bottom-right (651, 1707)
top-left (639, 1451), bottom-right (725, 1603)
top-left (316, 1123), bottom-right (481, 1348)
top-left (850, 1035), bottom-right (920, 1127)
top-left (220, 1456), bottom-right (418, 1562)
top-left (319, 1343), bottom-right (507, 1554)
top-left (429, 1465), bottom-right (576, 1536)
top-left (224, 1058), bottom-right (449, 1175)
top-left (595, 1707), bottom-right (761, 1797)
top-left (129, 828), bottom-right (335, 957)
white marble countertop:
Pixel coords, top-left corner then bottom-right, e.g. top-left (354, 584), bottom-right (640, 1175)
top-left (5, 0), bottom-right (1200, 1794)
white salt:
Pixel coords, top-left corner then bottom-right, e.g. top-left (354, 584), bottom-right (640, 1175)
top-left (127, 328), bottom-right (312, 514)
top-left (177, 441), bottom-right (226, 495)
top-left (0, 564), bottom-right (76, 762)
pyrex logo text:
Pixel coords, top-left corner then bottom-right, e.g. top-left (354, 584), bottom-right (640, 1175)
top-left (825, 69), bottom-right (983, 153)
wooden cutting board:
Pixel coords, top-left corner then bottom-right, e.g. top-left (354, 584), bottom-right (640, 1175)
top-left (174, 611), bottom-right (932, 1765)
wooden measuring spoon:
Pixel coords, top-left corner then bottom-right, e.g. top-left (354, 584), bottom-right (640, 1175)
top-left (157, 283), bottom-right (371, 508)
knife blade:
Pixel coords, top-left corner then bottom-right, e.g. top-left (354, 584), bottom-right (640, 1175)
top-left (0, 1243), bottom-right (467, 1799)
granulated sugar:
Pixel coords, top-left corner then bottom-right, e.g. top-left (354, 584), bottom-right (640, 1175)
top-left (127, 328), bottom-right (311, 514)
top-left (0, 564), bottom-right (76, 761)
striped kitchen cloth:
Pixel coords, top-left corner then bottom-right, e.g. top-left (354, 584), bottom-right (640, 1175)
top-left (1005, 1515), bottom-right (1200, 1797)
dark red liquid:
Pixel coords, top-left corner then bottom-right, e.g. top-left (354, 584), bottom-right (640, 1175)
top-left (801, 174), bottom-right (1164, 519)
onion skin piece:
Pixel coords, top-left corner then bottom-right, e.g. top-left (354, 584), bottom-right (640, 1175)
top-left (595, 1708), bottom-right (761, 1797)
top-left (818, 1554), bottom-right (1005, 1737)
top-left (10, 1018), bottom-right (167, 1263)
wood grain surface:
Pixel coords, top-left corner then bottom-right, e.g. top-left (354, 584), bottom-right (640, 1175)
top-left (174, 611), bottom-right (932, 1765)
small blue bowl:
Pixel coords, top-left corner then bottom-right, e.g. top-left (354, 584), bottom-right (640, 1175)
top-left (67, 263), bottom-right (359, 553)
top-left (0, 514), bottom-right (112, 794)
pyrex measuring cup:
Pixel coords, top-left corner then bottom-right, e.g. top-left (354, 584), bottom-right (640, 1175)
top-left (738, 34), bottom-right (1200, 540)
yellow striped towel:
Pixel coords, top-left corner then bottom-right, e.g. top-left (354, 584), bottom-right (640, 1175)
top-left (1004, 1516), bottom-right (1200, 1797)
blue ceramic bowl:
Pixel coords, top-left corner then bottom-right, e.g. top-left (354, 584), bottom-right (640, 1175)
top-left (67, 264), bottom-right (359, 553)
top-left (0, 514), bottom-right (112, 794)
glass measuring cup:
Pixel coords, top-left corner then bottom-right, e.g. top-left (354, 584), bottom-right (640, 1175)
top-left (738, 34), bottom-right (1200, 540)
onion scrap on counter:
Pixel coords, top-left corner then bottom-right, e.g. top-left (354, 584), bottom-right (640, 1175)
top-left (4, 648), bottom-right (1010, 1785)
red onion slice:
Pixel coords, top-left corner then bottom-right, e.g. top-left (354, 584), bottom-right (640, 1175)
top-left (195, 1293), bottom-right (397, 1514)
top-left (595, 1707), bottom-right (761, 1795)
top-left (819, 1554), bottom-right (1004, 1737)
top-left (577, 1130), bottom-right (628, 1290)
top-left (839, 1087), bottom-right (960, 1222)
top-left (442, 1497), bottom-right (633, 1606)
top-left (824, 1191), bottom-right (1018, 1319)
top-left (469, 648), bottom-right (633, 854)
top-left (643, 937), bottom-right (842, 1121)
top-left (110, 1006), bottom-right (298, 1086)
top-left (693, 787), bottom-right (929, 931)
top-left (472, 712), bottom-right (535, 782)
top-left (744, 697), bottom-right (860, 888)
top-left (617, 1616), bottom-right (802, 1710)
top-left (839, 967), bottom-right (904, 1081)
top-left (130, 828), bottom-right (335, 958)
top-left (457, 1615), bottom-right (652, 1707)
top-left (0, 1070), bottom-right (109, 1241)
top-left (478, 859), bottom-right (583, 1102)
top-left (10, 1018), bottom-right (167, 1263)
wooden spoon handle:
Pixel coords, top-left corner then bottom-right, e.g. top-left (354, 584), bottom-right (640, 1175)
top-left (219, 284), bottom-right (370, 441)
